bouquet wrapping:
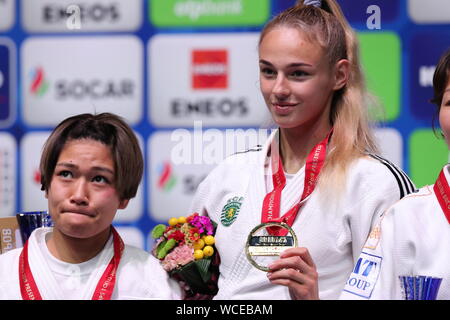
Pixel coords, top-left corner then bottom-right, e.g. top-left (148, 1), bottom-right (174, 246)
top-left (151, 213), bottom-right (219, 298)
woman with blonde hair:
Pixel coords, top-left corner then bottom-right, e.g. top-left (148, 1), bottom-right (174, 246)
top-left (189, 0), bottom-right (415, 300)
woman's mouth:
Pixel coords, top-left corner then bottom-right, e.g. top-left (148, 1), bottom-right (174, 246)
top-left (62, 209), bottom-right (94, 217)
top-left (272, 103), bottom-right (297, 115)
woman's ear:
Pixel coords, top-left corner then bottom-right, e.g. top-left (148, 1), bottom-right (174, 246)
top-left (333, 59), bottom-right (350, 91)
top-left (118, 199), bottom-right (129, 210)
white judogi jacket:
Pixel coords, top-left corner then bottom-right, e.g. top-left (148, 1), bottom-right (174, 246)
top-left (0, 228), bottom-right (181, 300)
top-left (341, 165), bottom-right (450, 300)
top-left (190, 133), bottom-right (415, 300)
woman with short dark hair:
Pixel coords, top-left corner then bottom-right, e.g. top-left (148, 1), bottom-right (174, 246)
top-left (341, 49), bottom-right (450, 300)
top-left (0, 112), bottom-right (180, 300)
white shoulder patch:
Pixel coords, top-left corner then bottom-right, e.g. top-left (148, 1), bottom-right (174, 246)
top-left (342, 251), bottom-right (382, 299)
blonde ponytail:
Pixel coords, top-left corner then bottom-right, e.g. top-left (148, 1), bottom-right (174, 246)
top-left (259, 0), bottom-right (380, 196)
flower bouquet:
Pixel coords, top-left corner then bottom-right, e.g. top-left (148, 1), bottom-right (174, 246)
top-left (151, 213), bottom-right (219, 298)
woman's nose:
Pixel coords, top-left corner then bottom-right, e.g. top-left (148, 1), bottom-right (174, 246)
top-left (272, 74), bottom-right (290, 98)
top-left (69, 179), bottom-right (89, 206)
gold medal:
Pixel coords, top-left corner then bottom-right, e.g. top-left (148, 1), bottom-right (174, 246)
top-left (245, 222), bottom-right (298, 272)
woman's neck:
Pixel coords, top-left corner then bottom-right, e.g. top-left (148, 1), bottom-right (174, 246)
top-left (278, 124), bottom-right (331, 174)
top-left (46, 227), bottom-right (111, 264)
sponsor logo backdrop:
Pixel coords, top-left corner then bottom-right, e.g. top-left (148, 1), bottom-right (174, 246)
top-left (0, 0), bottom-right (449, 249)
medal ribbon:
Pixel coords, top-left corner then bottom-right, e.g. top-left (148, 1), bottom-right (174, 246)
top-left (261, 130), bottom-right (332, 236)
top-left (433, 168), bottom-right (450, 224)
top-left (19, 226), bottom-right (124, 300)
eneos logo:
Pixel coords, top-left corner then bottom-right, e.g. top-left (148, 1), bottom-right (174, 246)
top-left (30, 67), bottom-right (49, 97)
top-left (149, 33), bottom-right (266, 127)
top-left (192, 49), bottom-right (228, 90)
top-left (22, 0), bottom-right (142, 32)
top-left (156, 161), bottom-right (177, 192)
top-left (42, 3), bottom-right (120, 24)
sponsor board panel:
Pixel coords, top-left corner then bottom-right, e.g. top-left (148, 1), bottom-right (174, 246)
top-left (408, 0), bottom-right (450, 24)
top-left (0, 0), bottom-right (15, 31)
top-left (114, 226), bottom-right (144, 249)
top-left (149, 0), bottom-right (269, 27)
top-left (22, 0), bottom-right (142, 32)
top-left (409, 129), bottom-right (448, 188)
top-left (374, 127), bottom-right (403, 168)
top-left (338, 0), bottom-right (400, 25)
top-left (148, 127), bottom-right (271, 221)
top-left (0, 38), bottom-right (16, 128)
top-left (409, 33), bottom-right (450, 120)
top-left (21, 36), bottom-right (143, 126)
top-left (20, 132), bottom-right (49, 213)
top-left (148, 130), bottom-right (215, 222)
top-left (0, 132), bottom-right (16, 217)
top-left (359, 32), bottom-right (401, 122)
top-left (149, 33), bottom-right (269, 127)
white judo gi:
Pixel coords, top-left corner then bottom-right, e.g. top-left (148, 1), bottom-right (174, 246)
top-left (190, 132), bottom-right (415, 300)
top-left (340, 165), bottom-right (450, 300)
top-left (0, 227), bottom-right (181, 300)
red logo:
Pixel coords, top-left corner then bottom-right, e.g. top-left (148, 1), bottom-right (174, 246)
top-left (192, 49), bottom-right (228, 90)
top-left (33, 169), bottom-right (41, 185)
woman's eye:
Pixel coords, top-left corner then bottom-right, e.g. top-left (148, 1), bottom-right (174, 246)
top-left (260, 67), bottom-right (276, 77)
top-left (291, 70), bottom-right (308, 77)
top-left (92, 176), bottom-right (109, 184)
top-left (57, 170), bottom-right (72, 178)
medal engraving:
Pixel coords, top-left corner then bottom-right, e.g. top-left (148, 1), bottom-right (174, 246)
top-left (245, 222), bottom-right (297, 272)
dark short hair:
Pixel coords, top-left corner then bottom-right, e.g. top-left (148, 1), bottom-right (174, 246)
top-left (40, 113), bottom-right (143, 200)
top-left (431, 48), bottom-right (450, 108)
top-left (431, 49), bottom-right (450, 136)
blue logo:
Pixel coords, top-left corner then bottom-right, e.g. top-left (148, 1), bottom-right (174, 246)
top-left (338, 0), bottom-right (400, 25)
top-left (410, 33), bottom-right (450, 120)
top-left (275, 0), bottom-right (400, 26)
top-left (343, 252), bottom-right (382, 299)
top-left (0, 42), bottom-right (13, 127)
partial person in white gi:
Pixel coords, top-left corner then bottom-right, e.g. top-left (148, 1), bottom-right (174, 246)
top-left (0, 113), bottom-right (181, 300)
top-left (189, 0), bottom-right (416, 300)
top-left (341, 49), bottom-right (450, 300)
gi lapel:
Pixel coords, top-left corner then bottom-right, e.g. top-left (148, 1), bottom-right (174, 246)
top-left (81, 236), bottom-right (115, 299)
top-left (27, 228), bottom-right (65, 299)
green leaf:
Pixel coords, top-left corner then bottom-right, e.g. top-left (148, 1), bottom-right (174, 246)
top-left (156, 240), bottom-right (167, 259)
top-left (165, 238), bottom-right (176, 251)
top-left (151, 224), bottom-right (167, 239)
top-left (195, 258), bottom-right (212, 283)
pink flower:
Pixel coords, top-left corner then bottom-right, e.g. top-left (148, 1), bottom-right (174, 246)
top-left (161, 244), bottom-right (194, 272)
top-left (190, 215), bottom-right (214, 235)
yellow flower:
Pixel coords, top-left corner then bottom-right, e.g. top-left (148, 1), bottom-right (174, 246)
top-left (203, 235), bottom-right (215, 245)
top-left (168, 217), bottom-right (178, 226)
top-left (203, 246), bottom-right (214, 257)
top-left (194, 249), bottom-right (204, 260)
top-left (193, 239), bottom-right (205, 250)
